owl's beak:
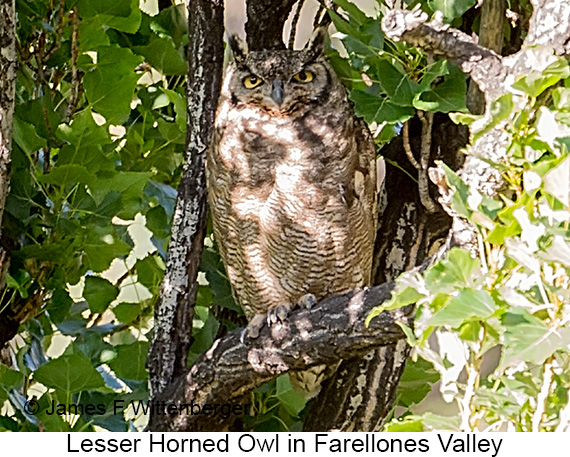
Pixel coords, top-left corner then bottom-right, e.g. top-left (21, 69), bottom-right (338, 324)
top-left (271, 79), bottom-right (284, 106)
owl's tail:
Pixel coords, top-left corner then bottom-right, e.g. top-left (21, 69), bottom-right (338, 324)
top-left (289, 363), bottom-right (339, 399)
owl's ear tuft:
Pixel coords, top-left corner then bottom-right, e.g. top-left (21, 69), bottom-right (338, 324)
top-left (228, 34), bottom-right (248, 66)
top-left (304, 27), bottom-right (327, 61)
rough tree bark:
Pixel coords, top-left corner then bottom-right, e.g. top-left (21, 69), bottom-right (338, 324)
top-left (245, 0), bottom-right (298, 50)
top-left (466, 0), bottom-right (505, 114)
top-left (304, 113), bottom-right (467, 431)
top-left (150, 283), bottom-right (414, 431)
top-left (147, 0), bottom-right (224, 402)
top-left (0, 0), bottom-right (18, 340)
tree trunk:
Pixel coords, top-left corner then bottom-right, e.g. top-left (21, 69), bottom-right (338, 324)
top-left (147, 0), bottom-right (224, 405)
top-left (0, 0), bottom-right (18, 343)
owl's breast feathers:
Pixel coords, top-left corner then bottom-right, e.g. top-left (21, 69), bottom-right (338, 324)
top-left (207, 95), bottom-right (377, 318)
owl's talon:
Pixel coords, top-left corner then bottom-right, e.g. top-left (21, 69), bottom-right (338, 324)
top-left (267, 305), bottom-right (289, 326)
top-left (275, 305), bottom-right (288, 322)
top-left (242, 314), bottom-right (265, 342)
top-left (298, 293), bottom-right (317, 310)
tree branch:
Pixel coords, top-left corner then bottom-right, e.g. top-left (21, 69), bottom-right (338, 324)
top-left (467, 0), bottom-right (505, 114)
top-left (0, 0), bottom-right (17, 316)
top-left (382, 7), bottom-right (506, 102)
top-left (147, 0), bottom-right (224, 400)
top-left (245, 0), bottom-right (298, 50)
top-left (525, 0), bottom-right (570, 54)
top-left (149, 282), bottom-right (413, 432)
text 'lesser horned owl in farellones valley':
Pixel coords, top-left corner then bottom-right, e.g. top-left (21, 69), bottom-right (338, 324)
top-left (206, 28), bottom-right (378, 398)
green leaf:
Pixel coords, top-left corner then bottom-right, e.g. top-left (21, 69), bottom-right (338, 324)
top-left (0, 365), bottom-right (25, 392)
top-left (82, 45), bottom-right (143, 124)
top-left (55, 109), bottom-right (112, 172)
top-left (161, 88), bottom-right (186, 132)
top-left (151, 4), bottom-right (188, 47)
top-left (425, 248), bottom-right (481, 293)
top-left (76, 0), bottom-right (142, 33)
top-left (376, 59), bottom-right (420, 106)
top-left (414, 65), bottom-right (467, 112)
top-left (384, 417), bottom-right (425, 432)
top-left (134, 36), bottom-right (186, 75)
top-left (33, 353), bottom-right (105, 394)
top-left (78, 18), bottom-right (111, 52)
top-left (108, 342), bottom-right (149, 381)
top-left (83, 276), bottom-right (119, 313)
top-left (277, 375), bottom-right (307, 417)
top-left (418, 59), bottom-right (449, 92)
top-left (200, 246), bottom-right (240, 312)
top-left (511, 60), bottom-right (569, 98)
top-left (473, 93), bottom-right (514, 139)
top-left (328, 9), bottom-right (368, 43)
top-left (350, 90), bottom-right (414, 124)
top-left (397, 358), bottom-right (440, 407)
top-left (135, 255), bottom-right (164, 293)
top-left (552, 87), bottom-right (570, 110)
top-left (501, 309), bottom-right (570, 367)
top-left (47, 288), bottom-right (74, 324)
top-left (56, 109), bottom-right (111, 147)
top-left (12, 117), bottom-right (47, 155)
top-left (429, 288), bottom-right (497, 327)
top-left (113, 303), bottom-right (141, 324)
top-left (84, 227), bottom-right (132, 272)
top-left (39, 164), bottom-right (96, 187)
top-left (332, 0), bottom-right (369, 25)
top-left (89, 171), bottom-right (152, 206)
top-left (428, 0), bottom-right (476, 21)
top-left (366, 286), bottom-right (424, 325)
top-left (188, 313), bottom-right (219, 363)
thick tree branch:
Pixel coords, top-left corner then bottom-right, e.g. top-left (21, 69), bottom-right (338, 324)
top-left (525, 0), bottom-right (570, 54)
top-left (149, 282), bottom-right (413, 432)
top-left (147, 0), bottom-right (224, 399)
top-left (467, 0), bottom-right (505, 114)
top-left (245, 0), bottom-right (297, 50)
top-left (0, 0), bottom-right (17, 336)
top-left (382, 7), bottom-right (506, 102)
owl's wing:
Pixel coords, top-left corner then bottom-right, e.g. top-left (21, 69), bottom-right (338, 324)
top-left (354, 116), bottom-right (378, 232)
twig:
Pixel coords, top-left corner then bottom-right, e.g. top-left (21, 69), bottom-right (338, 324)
top-left (533, 357), bottom-right (554, 432)
top-left (288, 0), bottom-right (305, 49)
top-left (402, 121), bottom-right (420, 171)
top-left (65, 7), bottom-right (79, 124)
top-left (418, 110), bottom-right (437, 213)
top-left (459, 365), bottom-right (478, 431)
top-left (44, 0), bottom-right (67, 62)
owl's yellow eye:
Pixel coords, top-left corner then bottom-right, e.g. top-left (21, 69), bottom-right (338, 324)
top-left (243, 75), bottom-right (263, 89)
top-left (293, 70), bottom-right (314, 83)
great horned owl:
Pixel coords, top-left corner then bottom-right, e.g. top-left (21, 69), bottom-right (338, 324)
top-left (206, 28), bottom-right (377, 397)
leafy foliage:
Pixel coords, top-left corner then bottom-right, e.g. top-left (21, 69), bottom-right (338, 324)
top-left (371, 57), bottom-right (570, 431)
top-left (0, 0), bottom-right (187, 431)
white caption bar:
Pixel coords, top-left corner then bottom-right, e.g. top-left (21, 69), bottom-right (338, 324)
top-left (0, 432), bottom-right (557, 456)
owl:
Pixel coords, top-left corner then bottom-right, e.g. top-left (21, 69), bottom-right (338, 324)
top-left (206, 28), bottom-right (378, 397)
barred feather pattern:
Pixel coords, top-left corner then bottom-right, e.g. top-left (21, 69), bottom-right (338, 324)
top-left (206, 34), bottom-right (377, 398)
